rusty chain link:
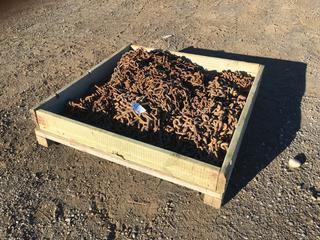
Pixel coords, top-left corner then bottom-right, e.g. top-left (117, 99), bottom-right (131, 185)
top-left (67, 48), bottom-right (254, 164)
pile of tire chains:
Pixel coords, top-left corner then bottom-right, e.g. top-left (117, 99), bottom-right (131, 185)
top-left (67, 48), bottom-right (254, 163)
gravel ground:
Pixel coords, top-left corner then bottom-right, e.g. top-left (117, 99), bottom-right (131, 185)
top-left (0, 0), bottom-right (320, 239)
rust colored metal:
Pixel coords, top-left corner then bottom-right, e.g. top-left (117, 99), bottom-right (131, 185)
top-left (67, 48), bottom-right (254, 164)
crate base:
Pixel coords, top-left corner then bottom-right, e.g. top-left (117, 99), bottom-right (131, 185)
top-left (34, 127), bottom-right (224, 208)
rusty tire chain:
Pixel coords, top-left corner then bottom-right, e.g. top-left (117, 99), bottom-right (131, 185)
top-left (67, 48), bottom-right (254, 163)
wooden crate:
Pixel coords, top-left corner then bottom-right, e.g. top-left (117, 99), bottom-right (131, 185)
top-left (31, 44), bottom-right (264, 208)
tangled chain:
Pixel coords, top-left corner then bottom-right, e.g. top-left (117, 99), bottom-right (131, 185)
top-left (67, 48), bottom-right (254, 164)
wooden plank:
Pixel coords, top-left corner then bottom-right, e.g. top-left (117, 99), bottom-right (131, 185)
top-left (35, 134), bottom-right (50, 147)
top-left (35, 110), bottom-right (221, 194)
top-left (32, 44), bottom-right (132, 114)
top-left (35, 127), bottom-right (221, 198)
top-left (30, 108), bottom-right (40, 126)
top-left (217, 65), bottom-right (265, 193)
top-left (131, 45), bottom-right (261, 76)
top-left (203, 194), bottom-right (222, 208)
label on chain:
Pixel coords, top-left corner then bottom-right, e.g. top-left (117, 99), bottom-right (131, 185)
top-left (131, 102), bottom-right (146, 115)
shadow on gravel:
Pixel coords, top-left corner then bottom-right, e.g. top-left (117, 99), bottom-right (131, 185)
top-left (0, 0), bottom-right (37, 16)
top-left (181, 47), bottom-right (306, 205)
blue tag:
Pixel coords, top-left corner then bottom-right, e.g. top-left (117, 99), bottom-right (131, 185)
top-left (131, 102), bottom-right (146, 115)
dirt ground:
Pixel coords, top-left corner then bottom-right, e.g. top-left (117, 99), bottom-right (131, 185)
top-left (0, 0), bottom-right (320, 239)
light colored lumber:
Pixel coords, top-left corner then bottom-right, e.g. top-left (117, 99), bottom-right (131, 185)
top-left (131, 45), bottom-right (260, 75)
top-left (217, 65), bottom-right (265, 193)
top-left (35, 127), bottom-right (222, 197)
top-left (203, 194), bottom-right (222, 208)
top-left (30, 109), bottom-right (38, 125)
top-left (33, 108), bottom-right (50, 147)
top-left (35, 133), bottom-right (50, 147)
top-left (34, 110), bottom-right (220, 193)
top-left (35, 109), bottom-right (220, 192)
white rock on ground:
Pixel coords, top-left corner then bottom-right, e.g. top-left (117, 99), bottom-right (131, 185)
top-left (288, 158), bottom-right (302, 169)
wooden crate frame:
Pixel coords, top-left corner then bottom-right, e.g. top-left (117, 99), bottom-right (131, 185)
top-left (31, 44), bottom-right (264, 208)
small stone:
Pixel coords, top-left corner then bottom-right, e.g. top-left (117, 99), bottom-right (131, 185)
top-left (0, 161), bottom-right (6, 172)
top-left (161, 34), bottom-right (173, 39)
top-left (312, 193), bottom-right (320, 202)
top-left (288, 158), bottom-right (302, 169)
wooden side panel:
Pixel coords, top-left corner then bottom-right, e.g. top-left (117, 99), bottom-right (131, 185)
top-left (217, 65), bottom-right (265, 193)
top-left (35, 110), bottom-right (221, 195)
top-left (131, 45), bottom-right (260, 75)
